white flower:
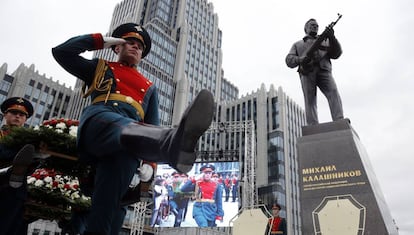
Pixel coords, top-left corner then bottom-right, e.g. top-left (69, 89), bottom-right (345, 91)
top-left (71, 192), bottom-right (80, 199)
top-left (69, 126), bottom-right (78, 137)
top-left (55, 129), bottom-right (64, 133)
top-left (44, 176), bottom-right (53, 183)
top-left (34, 179), bottom-right (44, 187)
top-left (27, 177), bottom-right (36, 184)
top-left (56, 122), bottom-right (67, 130)
top-left (33, 125), bottom-right (40, 131)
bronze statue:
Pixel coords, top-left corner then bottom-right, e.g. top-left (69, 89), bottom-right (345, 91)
top-left (286, 14), bottom-right (344, 125)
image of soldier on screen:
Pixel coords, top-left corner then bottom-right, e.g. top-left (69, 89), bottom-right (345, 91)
top-left (150, 162), bottom-right (239, 227)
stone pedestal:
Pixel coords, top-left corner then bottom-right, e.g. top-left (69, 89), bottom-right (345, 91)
top-left (297, 119), bottom-right (398, 235)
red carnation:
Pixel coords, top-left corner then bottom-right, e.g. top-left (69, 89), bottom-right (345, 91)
top-left (66, 120), bottom-right (73, 126)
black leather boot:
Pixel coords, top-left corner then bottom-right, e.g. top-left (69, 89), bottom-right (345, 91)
top-left (120, 89), bottom-right (214, 173)
top-left (9, 144), bottom-right (34, 188)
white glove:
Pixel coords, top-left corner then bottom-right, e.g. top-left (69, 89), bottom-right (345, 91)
top-left (129, 173), bottom-right (140, 188)
top-left (103, 36), bottom-right (126, 48)
top-left (138, 163), bottom-right (154, 182)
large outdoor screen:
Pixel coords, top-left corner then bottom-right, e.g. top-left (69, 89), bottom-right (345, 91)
top-left (147, 161), bottom-right (240, 228)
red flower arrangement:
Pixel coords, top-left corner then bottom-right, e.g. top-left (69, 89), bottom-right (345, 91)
top-left (41, 118), bottom-right (80, 136)
top-left (25, 168), bottom-right (91, 221)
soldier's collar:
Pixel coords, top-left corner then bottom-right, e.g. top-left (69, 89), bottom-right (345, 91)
top-left (118, 61), bottom-right (138, 68)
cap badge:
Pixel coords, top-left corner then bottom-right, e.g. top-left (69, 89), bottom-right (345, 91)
top-left (134, 26), bottom-right (143, 32)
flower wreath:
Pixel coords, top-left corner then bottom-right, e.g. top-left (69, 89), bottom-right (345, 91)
top-left (1, 118), bottom-right (156, 221)
top-left (1, 118), bottom-right (78, 158)
top-left (0, 118), bottom-right (93, 222)
top-left (25, 168), bottom-right (91, 221)
top-left (0, 118), bottom-right (88, 175)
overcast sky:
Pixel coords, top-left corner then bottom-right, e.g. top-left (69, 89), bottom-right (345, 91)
top-left (1, 0), bottom-right (413, 234)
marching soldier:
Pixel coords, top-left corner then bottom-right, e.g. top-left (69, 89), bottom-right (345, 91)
top-left (52, 23), bottom-right (214, 234)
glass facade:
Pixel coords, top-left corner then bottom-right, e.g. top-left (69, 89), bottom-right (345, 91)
top-left (217, 85), bottom-right (305, 235)
top-left (141, 24), bottom-right (177, 126)
top-left (0, 74), bottom-right (13, 104)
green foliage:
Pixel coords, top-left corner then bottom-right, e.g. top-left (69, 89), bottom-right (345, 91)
top-left (0, 126), bottom-right (77, 156)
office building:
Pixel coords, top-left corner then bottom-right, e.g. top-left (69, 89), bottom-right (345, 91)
top-left (0, 63), bottom-right (73, 126)
top-left (214, 84), bottom-right (306, 235)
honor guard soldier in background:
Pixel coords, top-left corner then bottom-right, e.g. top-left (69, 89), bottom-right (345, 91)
top-left (265, 203), bottom-right (287, 235)
top-left (223, 174), bottom-right (231, 202)
top-left (181, 164), bottom-right (224, 227)
top-left (231, 174), bottom-right (238, 202)
top-left (286, 18), bottom-right (344, 125)
top-left (52, 23), bottom-right (214, 235)
top-left (0, 97), bottom-right (35, 235)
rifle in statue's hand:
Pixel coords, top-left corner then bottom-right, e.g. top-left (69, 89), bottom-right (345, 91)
top-left (299, 13), bottom-right (342, 75)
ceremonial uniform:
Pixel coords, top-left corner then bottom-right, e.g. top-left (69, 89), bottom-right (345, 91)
top-left (231, 175), bottom-right (238, 202)
top-left (181, 164), bottom-right (224, 227)
top-left (265, 217), bottom-right (287, 235)
top-left (52, 32), bottom-right (160, 158)
top-left (53, 23), bottom-right (214, 234)
top-left (53, 28), bottom-right (158, 235)
top-left (0, 97), bottom-right (34, 235)
top-left (265, 204), bottom-right (287, 235)
top-left (223, 175), bottom-right (231, 202)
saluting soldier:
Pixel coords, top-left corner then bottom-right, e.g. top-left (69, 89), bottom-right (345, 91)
top-left (0, 97), bottom-right (35, 235)
top-left (52, 23), bottom-right (214, 234)
top-left (181, 164), bottom-right (224, 227)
